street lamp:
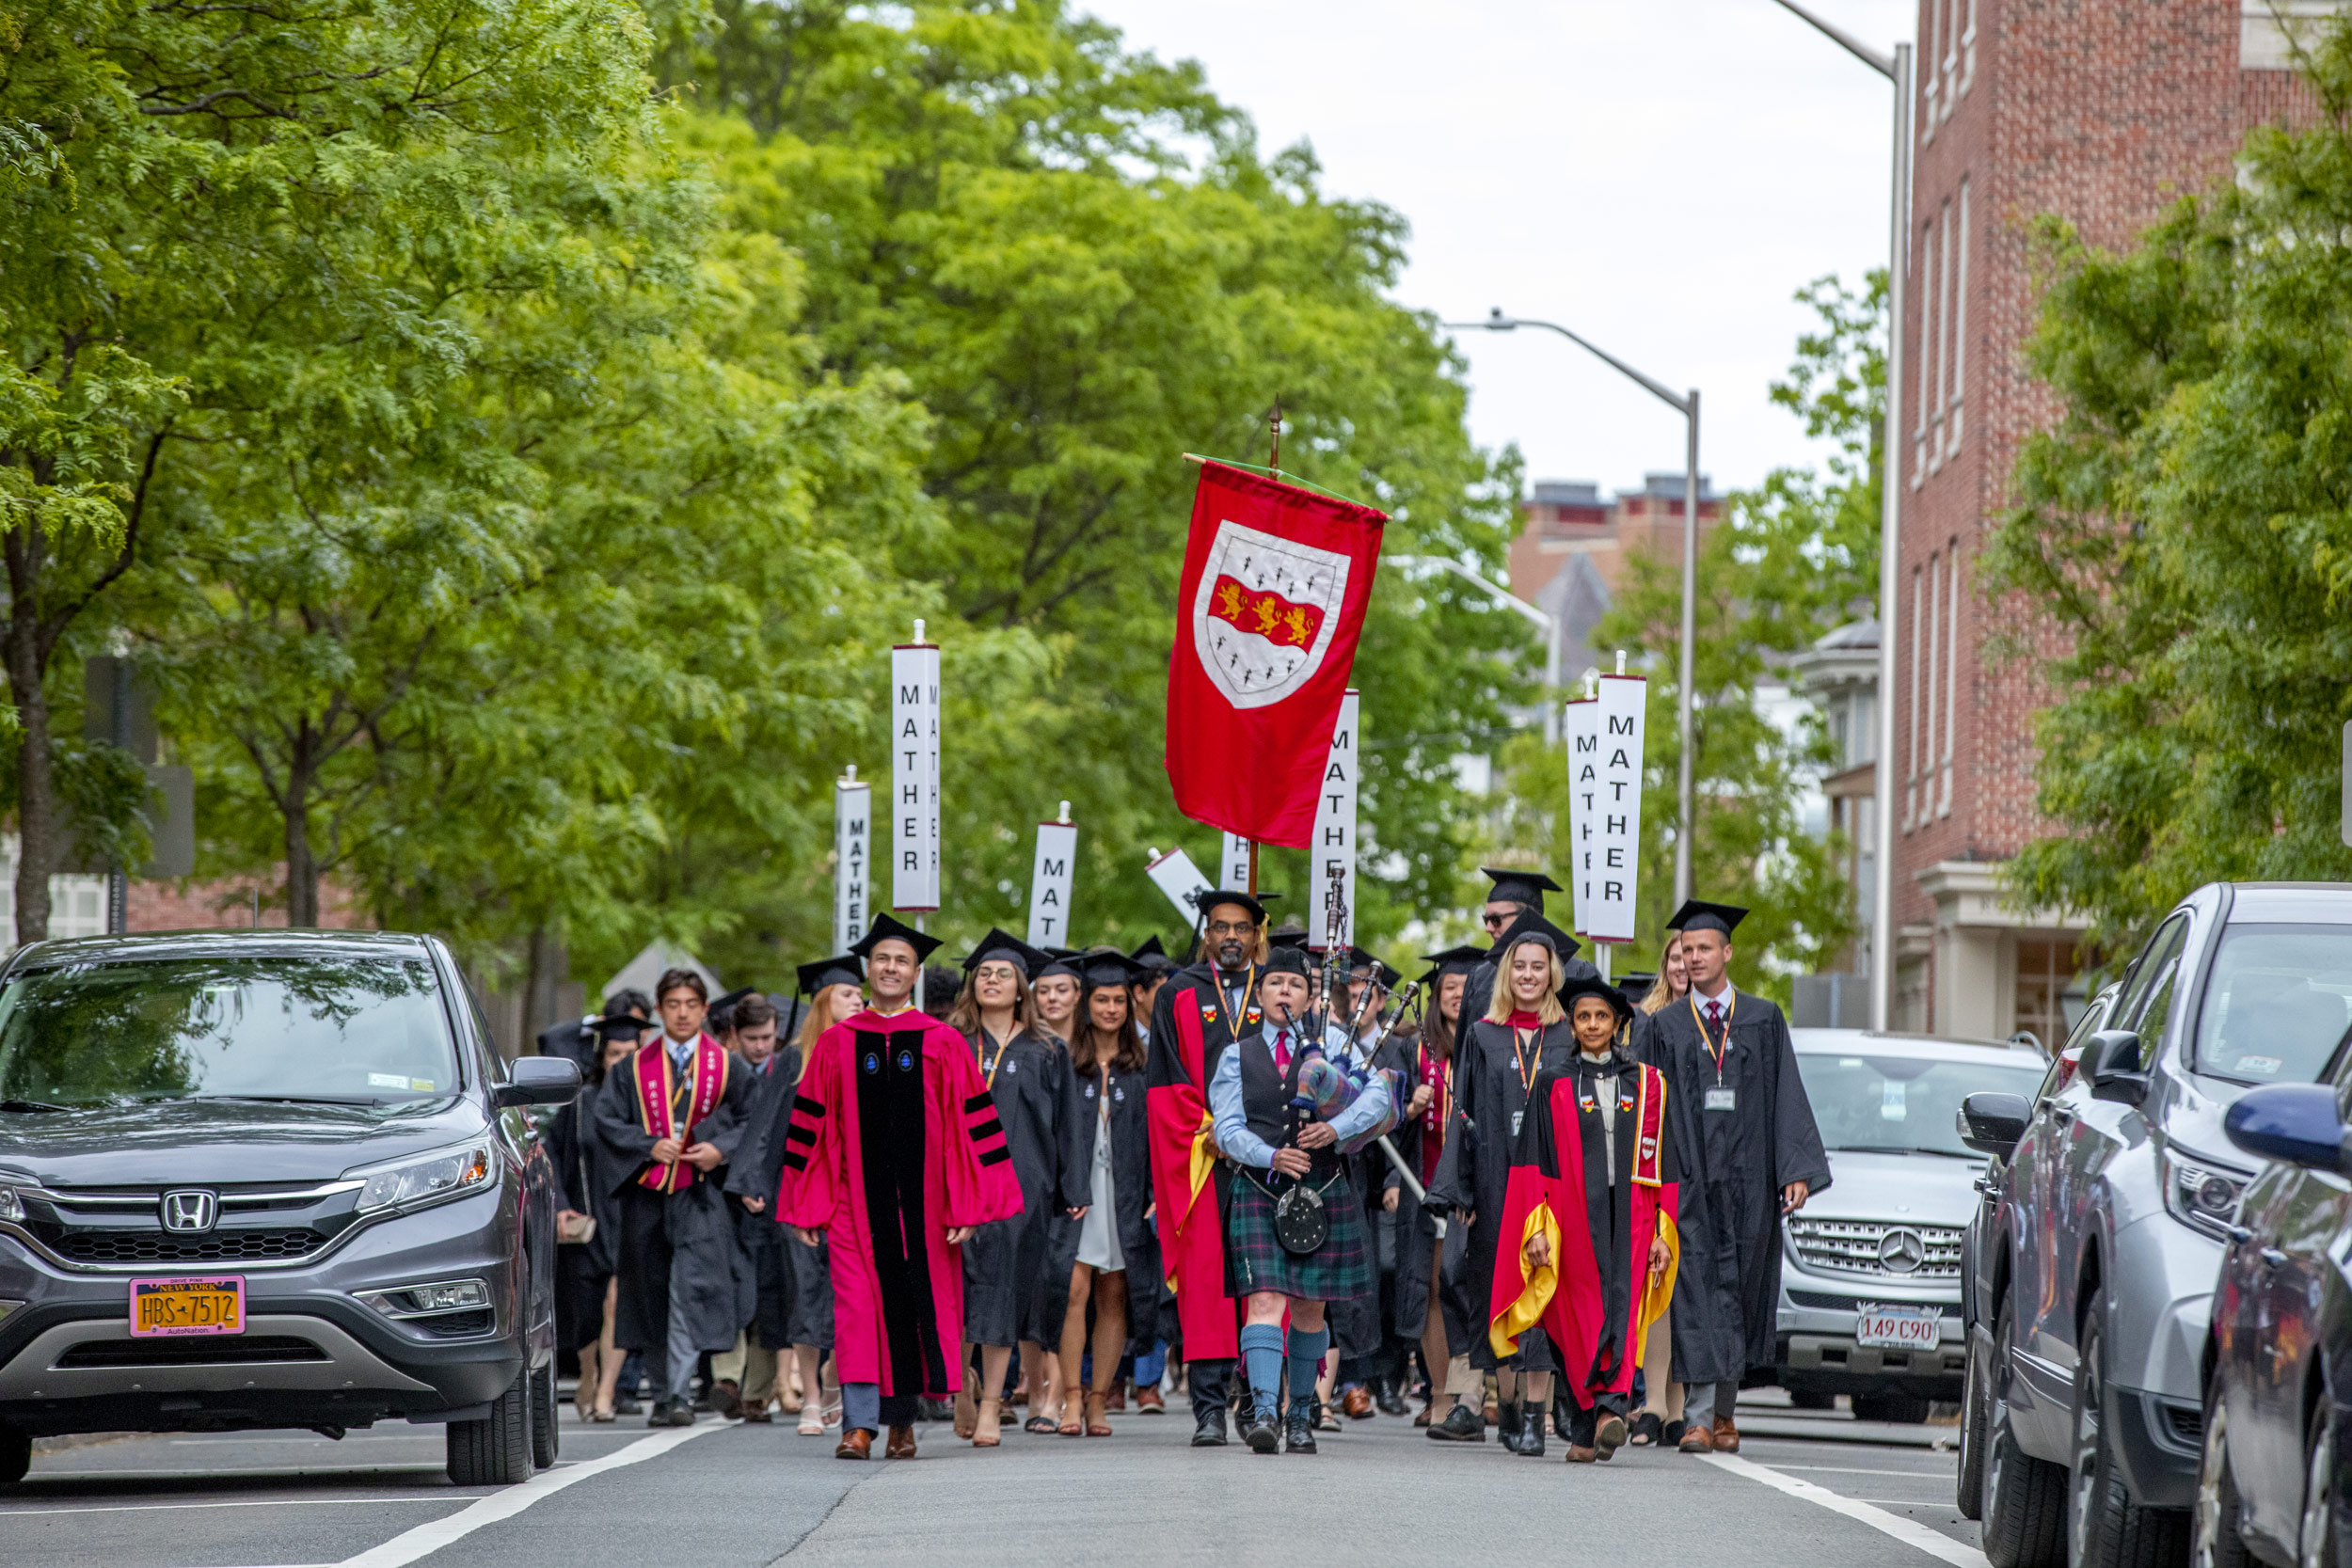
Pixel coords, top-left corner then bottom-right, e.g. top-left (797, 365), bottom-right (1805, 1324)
top-left (1443, 310), bottom-right (1702, 907)
top-left (1771, 0), bottom-right (1911, 1033)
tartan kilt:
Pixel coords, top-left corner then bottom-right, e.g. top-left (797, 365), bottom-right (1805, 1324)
top-left (1225, 1167), bottom-right (1374, 1302)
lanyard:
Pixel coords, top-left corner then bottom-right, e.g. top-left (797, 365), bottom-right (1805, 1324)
top-left (1510, 1023), bottom-right (1543, 1095)
top-left (1421, 1040), bottom-right (1450, 1130)
top-left (1690, 990), bottom-right (1736, 1081)
top-left (980, 1030), bottom-right (1013, 1088)
top-left (1210, 965), bottom-right (1258, 1041)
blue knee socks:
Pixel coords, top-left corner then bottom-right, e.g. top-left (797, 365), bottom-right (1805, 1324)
top-left (1286, 1327), bottom-right (1328, 1404)
top-left (1239, 1324), bottom-right (1284, 1420)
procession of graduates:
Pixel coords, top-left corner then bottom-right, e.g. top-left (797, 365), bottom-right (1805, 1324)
top-left (536, 863), bottom-right (1833, 1467)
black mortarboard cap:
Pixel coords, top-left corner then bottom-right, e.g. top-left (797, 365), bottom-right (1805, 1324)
top-left (1268, 927), bottom-right (1311, 950)
top-left (1080, 952), bottom-right (1145, 989)
top-left (1129, 935), bottom-right (1178, 974)
top-left (1490, 909), bottom-right (1581, 959)
top-left (1197, 889), bottom-right (1275, 926)
top-left (707, 987), bottom-right (756, 1018)
top-left (1667, 898), bottom-right (1749, 937)
top-left (795, 955), bottom-right (864, 996)
top-left (961, 927), bottom-right (1045, 976)
top-left (1344, 947), bottom-right (1401, 989)
top-left (1416, 944), bottom-right (1486, 988)
top-left (1558, 973), bottom-right (1634, 1020)
top-left (851, 911), bottom-right (946, 964)
top-left (1617, 971), bottom-right (1659, 996)
top-left (586, 1011), bottom-right (658, 1039)
top-left (1479, 866), bottom-right (1563, 911)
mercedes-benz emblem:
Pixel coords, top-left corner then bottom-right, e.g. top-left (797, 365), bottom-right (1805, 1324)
top-left (160, 1189), bottom-right (218, 1233)
top-left (1877, 1227), bottom-right (1927, 1273)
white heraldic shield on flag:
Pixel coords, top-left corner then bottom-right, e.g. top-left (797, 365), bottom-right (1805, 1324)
top-left (1190, 520), bottom-right (1353, 711)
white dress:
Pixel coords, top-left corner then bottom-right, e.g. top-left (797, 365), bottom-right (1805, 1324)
top-left (1075, 1090), bottom-right (1122, 1271)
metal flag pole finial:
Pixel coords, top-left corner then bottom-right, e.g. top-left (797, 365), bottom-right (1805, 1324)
top-left (913, 617), bottom-right (925, 644)
top-left (1615, 649), bottom-right (1628, 676)
top-left (1584, 668), bottom-right (1599, 701)
top-left (1057, 800), bottom-right (1071, 824)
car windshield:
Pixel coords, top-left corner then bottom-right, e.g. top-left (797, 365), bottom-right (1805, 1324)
top-left (1796, 1052), bottom-right (2044, 1158)
top-left (0, 953), bottom-right (458, 1109)
top-left (2192, 924), bottom-right (2352, 1085)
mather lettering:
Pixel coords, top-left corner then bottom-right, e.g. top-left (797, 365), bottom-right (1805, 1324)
top-left (1605, 881), bottom-right (1624, 899)
top-left (1043, 857), bottom-right (1066, 878)
top-left (1609, 715), bottom-right (1634, 736)
top-left (899, 684), bottom-right (923, 705)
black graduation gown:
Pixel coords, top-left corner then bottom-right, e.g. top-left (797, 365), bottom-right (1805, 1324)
top-left (1048, 1061), bottom-right (1160, 1351)
top-left (1643, 988), bottom-right (1831, 1385)
top-left (961, 1026), bottom-right (1086, 1348)
top-left (1144, 959), bottom-right (1261, 1365)
top-left (1427, 1015), bottom-right (1581, 1370)
top-left (546, 1087), bottom-right (632, 1353)
top-left (591, 1045), bottom-right (758, 1356)
top-left (728, 1046), bottom-right (834, 1348)
top-left (1382, 1028), bottom-right (1445, 1344)
top-left (1325, 1027), bottom-right (1411, 1362)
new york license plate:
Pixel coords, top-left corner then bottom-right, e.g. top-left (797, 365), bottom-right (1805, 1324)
top-left (1853, 1303), bottom-right (1940, 1350)
top-left (129, 1275), bottom-right (246, 1337)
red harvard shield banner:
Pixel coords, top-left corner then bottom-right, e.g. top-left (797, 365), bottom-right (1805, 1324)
top-left (1165, 461), bottom-right (1385, 847)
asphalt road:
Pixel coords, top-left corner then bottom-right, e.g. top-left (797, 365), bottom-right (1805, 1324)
top-left (0, 1391), bottom-right (1987, 1568)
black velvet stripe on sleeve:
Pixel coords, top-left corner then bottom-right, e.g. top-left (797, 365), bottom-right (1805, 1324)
top-left (781, 1148), bottom-right (807, 1172)
top-left (967, 1114), bottom-right (1005, 1141)
top-left (962, 1091), bottom-right (994, 1114)
top-left (786, 1124), bottom-right (817, 1145)
top-left (977, 1146), bottom-right (1011, 1166)
top-left (792, 1094), bottom-right (828, 1118)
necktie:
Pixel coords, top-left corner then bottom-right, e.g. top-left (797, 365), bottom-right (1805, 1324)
top-left (1275, 1028), bottom-right (1291, 1071)
top-left (1706, 1000), bottom-right (1724, 1032)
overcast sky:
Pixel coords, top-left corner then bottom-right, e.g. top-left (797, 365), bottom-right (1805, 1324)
top-left (1077, 0), bottom-right (1918, 499)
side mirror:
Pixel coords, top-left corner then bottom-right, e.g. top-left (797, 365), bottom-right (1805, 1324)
top-left (1958, 1091), bottom-right (2033, 1158)
top-left (495, 1054), bottom-right (582, 1109)
top-left (2085, 1029), bottom-right (2150, 1107)
top-left (2224, 1084), bottom-right (2349, 1174)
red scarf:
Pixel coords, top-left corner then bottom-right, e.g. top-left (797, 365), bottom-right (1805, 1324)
top-left (633, 1035), bottom-right (728, 1194)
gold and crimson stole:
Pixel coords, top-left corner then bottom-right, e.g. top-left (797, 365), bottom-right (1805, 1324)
top-left (1630, 1062), bottom-right (1667, 1186)
top-left (633, 1035), bottom-right (729, 1194)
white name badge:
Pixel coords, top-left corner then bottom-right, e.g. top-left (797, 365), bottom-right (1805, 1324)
top-left (1705, 1086), bottom-right (1737, 1113)
top-left (1511, 1111), bottom-right (1524, 1138)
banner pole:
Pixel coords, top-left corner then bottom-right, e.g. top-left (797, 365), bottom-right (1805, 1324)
top-left (1247, 839), bottom-right (1259, 897)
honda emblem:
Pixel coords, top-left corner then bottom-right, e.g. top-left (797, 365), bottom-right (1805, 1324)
top-left (160, 1189), bottom-right (218, 1233)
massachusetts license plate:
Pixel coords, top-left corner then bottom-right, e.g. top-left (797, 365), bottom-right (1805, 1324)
top-left (1854, 1304), bottom-right (1940, 1350)
top-left (130, 1276), bottom-right (246, 1338)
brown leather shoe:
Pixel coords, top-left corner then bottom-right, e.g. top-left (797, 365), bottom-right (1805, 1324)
top-left (1677, 1421), bottom-right (1714, 1453)
top-left (1711, 1415), bottom-right (1740, 1453)
top-left (885, 1424), bottom-right (917, 1459)
top-left (1136, 1385), bottom-right (1166, 1414)
top-left (1343, 1386), bottom-right (1375, 1419)
top-left (834, 1429), bottom-right (873, 1460)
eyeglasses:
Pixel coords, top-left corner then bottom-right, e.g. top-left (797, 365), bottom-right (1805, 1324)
top-left (1480, 906), bottom-right (1523, 930)
top-left (1205, 919), bottom-right (1256, 938)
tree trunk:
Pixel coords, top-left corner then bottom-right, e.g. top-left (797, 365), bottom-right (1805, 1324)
top-left (283, 738), bottom-right (318, 927)
top-left (523, 924), bottom-right (565, 1044)
top-left (5, 526), bottom-right (54, 949)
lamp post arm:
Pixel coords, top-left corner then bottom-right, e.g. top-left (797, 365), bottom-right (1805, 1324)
top-left (1446, 315), bottom-right (1692, 418)
top-left (1768, 0), bottom-right (1898, 79)
top-left (1386, 554), bottom-right (1554, 632)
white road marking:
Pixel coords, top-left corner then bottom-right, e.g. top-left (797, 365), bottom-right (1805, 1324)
top-left (1, 1496), bottom-right (468, 1517)
top-left (1703, 1452), bottom-right (1990, 1568)
top-left (1763, 1464), bottom-right (1955, 1478)
top-left (331, 1421), bottom-right (723, 1568)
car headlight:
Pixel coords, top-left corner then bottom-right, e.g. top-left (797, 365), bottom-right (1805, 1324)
top-left (347, 1140), bottom-right (495, 1215)
top-left (0, 1183), bottom-right (24, 1224)
top-left (2161, 1145), bottom-right (2250, 1242)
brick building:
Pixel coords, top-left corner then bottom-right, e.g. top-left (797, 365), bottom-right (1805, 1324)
top-left (1888, 0), bottom-right (2324, 1039)
top-left (1506, 474), bottom-right (1726, 689)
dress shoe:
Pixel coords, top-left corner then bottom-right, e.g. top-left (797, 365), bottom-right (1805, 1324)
top-left (835, 1428), bottom-right (872, 1460)
top-left (1494, 1399), bottom-right (1524, 1452)
top-left (615, 1395), bottom-right (643, 1416)
top-left (1518, 1403), bottom-right (1547, 1458)
top-left (1678, 1420), bottom-right (1715, 1453)
top-left (1136, 1385), bottom-right (1166, 1414)
top-left (917, 1397), bottom-right (954, 1423)
top-left (1191, 1407), bottom-right (1229, 1447)
top-left (1427, 1402), bottom-right (1486, 1442)
top-left (1661, 1418), bottom-right (1688, 1447)
top-left (710, 1378), bottom-right (741, 1419)
top-left (1375, 1380), bottom-right (1407, 1417)
top-left (1594, 1412), bottom-right (1628, 1460)
top-left (1566, 1443), bottom-right (1597, 1463)
top-left (1283, 1404), bottom-right (1318, 1454)
top-left (1628, 1411), bottom-right (1663, 1447)
top-left (667, 1402), bottom-right (697, 1427)
top-left (1710, 1415), bottom-right (1740, 1453)
top-left (739, 1403), bottom-right (774, 1424)
top-left (1342, 1385), bottom-right (1374, 1419)
top-left (1243, 1411), bottom-right (1280, 1454)
top-left (885, 1424), bottom-right (917, 1459)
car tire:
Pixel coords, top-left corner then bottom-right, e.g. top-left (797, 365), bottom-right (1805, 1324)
top-left (1854, 1392), bottom-right (1934, 1424)
top-left (2297, 1398), bottom-right (2336, 1568)
top-left (2070, 1291), bottom-right (2187, 1568)
top-left (0, 1427), bottom-right (28, 1485)
top-left (448, 1366), bottom-right (534, 1486)
top-left (1985, 1298), bottom-right (2069, 1568)
top-left (2192, 1376), bottom-right (2250, 1568)
top-left (1961, 1327), bottom-right (1993, 1520)
top-left (531, 1359), bottom-right (559, 1469)
top-left (1788, 1389), bottom-right (1837, 1411)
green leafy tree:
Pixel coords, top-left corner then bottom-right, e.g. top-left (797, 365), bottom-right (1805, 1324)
top-left (1492, 274), bottom-right (1884, 995)
top-left (1979, 24), bottom-right (2352, 963)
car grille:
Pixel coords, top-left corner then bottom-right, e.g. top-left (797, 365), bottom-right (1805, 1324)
top-left (1786, 1217), bottom-right (1964, 1278)
top-left (51, 1228), bottom-right (325, 1264)
top-left (56, 1336), bottom-right (328, 1369)
top-left (2159, 1401), bottom-right (2204, 1449)
top-left (414, 1309), bottom-right (496, 1338)
top-left (1786, 1288), bottom-right (1957, 1316)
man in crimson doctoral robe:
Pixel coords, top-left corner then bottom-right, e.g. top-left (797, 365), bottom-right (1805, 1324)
top-left (1145, 888), bottom-right (1274, 1448)
top-left (776, 914), bottom-right (1023, 1461)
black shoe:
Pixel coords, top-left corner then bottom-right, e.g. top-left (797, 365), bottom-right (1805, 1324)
top-left (666, 1402), bottom-right (696, 1428)
top-left (1629, 1411), bottom-right (1663, 1447)
top-left (1191, 1407), bottom-right (1229, 1448)
top-left (646, 1399), bottom-right (672, 1427)
top-left (615, 1396), bottom-right (643, 1416)
top-left (1244, 1412), bottom-right (1281, 1454)
top-left (1495, 1399), bottom-right (1524, 1453)
top-left (1375, 1379), bottom-right (1407, 1418)
top-left (917, 1396), bottom-right (954, 1423)
top-left (1283, 1404), bottom-right (1318, 1454)
top-left (1519, 1401), bottom-right (1547, 1458)
top-left (1661, 1418), bottom-right (1688, 1447)
top-left (1427, 1402), bottom-right (1486, 1442)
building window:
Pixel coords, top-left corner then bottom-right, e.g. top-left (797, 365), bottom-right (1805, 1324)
top-left (0, 835), bottom-right (109, 948)
top-left (1948, 180), bottom-right (1970, 457)
top-left (1905, 565), bottom-right (1923, 831)
top-left (1942, 540), bottom-right (1960, 817)
top-left (1915, 213), bottom-right (1935, 486)
top-left (1960, 0), bottom-right (1978, 95)
top-left (2013, 938), bottom-right (2087, 1053)
top-left (1930, 199), bottom-right (1952, 473)
top-left (1922, 0), bottom-right (1943, 139)
top-left (1923, 552), bottom-right (1941, 825)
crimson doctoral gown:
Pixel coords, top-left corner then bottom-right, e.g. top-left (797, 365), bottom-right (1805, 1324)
top-left (775, 1006), bottom-right (1022, 1395)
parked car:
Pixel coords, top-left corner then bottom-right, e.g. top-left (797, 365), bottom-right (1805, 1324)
top-left (2196, 1070), bottom-right (2352, 1567)
top-left (1775, 1029), bottom-right (2047, 1422)
top-left (0, 931), bottom-right (580, 1487)
top-left (1954, 882), bottom-right (2352, 1568)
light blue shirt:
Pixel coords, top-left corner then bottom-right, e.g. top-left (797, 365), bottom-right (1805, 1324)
top-left (1208, 1022), bottom-right (1394, 1171)
top-left (665, 1034), bottom-right (696, 1070)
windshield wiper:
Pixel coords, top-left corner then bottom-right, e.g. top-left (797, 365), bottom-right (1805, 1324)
top-left (193, 1094), bottom-right (381, 1107)
top-left (0, 1099), bottom-right (70, 1113)
top-left (1831, 1143), bottom-right (1976, 1159)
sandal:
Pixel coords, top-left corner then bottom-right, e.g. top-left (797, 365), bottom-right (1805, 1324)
top-left (1085, 1392), bottom-right (1112, 1437)
top-left (799, 1406), bottom-right (827, 1435)
top-left (973, 1398), bottom-right (1001, 1448)
top-left (1024, 1414), bottom-right (1057, 1434)
top-left (592, 1406), bottom-right (616, 1423)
